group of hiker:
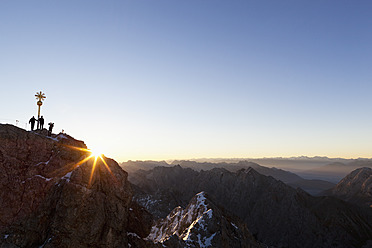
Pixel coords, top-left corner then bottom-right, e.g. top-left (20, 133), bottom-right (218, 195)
top-left (29, 116), bottom-right (54, 136)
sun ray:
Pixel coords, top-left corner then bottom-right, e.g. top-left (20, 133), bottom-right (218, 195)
top-left (73, 154), bottom-right (94, 169)
top-left (88, 155), bottom-right (99, 186)
top-left (64, 145), bottom-right (91, 153)
top-left (99, 155), bottom-right (113, 174)
top-left (58, 144), bottom-right (117, 186)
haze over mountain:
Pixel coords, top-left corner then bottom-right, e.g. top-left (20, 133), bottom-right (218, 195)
top-left (322, 167), bottom-right (372, 207)
top-left (300, 161), bottom-right (372, 183)
top-left (122, 160), bottom-right (336, 195)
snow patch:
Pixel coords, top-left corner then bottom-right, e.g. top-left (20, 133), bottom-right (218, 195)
top-left (35, 175), bottom-right (52, 181)
top-left (56, 134), bottom-right (68, 141)
top-left (21, 174), bottom-right (53, 184)
top-left (201, 232), bottom-right (216, 247)
top-left (35, 159), bottom-right (51, 166)
top-left (147, 191), bottom-right (215, 246)
top-left (127, 232), bottom-right (140, 239)
top-left (231, 222), bottom-right (238, 229)
top-left (61, 171), bottom-right (72, 182)
top-left (136, 195), bottom-right (159, 209)
top-left (205, 209), bottom-right (213, 219)
top-left (39, 237), bottom-right (52, 248)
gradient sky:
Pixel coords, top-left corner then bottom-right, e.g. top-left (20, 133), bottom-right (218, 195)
top-left (1, 1), bottom-right (372, 162)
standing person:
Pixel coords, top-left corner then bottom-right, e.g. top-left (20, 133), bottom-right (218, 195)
top-left (48, 122), bottom-right (54, 136)
top-left (39, 116), bottom-right (45, 129)
top-left (29, 116), bottom-right (36, 131)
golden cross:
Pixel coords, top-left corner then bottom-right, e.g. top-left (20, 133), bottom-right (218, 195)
top-left (35, 91), bottom-right (46, 102)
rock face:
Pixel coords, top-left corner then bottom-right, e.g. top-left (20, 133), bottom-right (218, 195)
top-left (0, 124), bottom-right (133, 247)
top-left (146, 191), bottom-right (260, 248)
top-left (322, 167), bottom-right (372, 207)
top-left (131, 165), bottom-right (372, 248)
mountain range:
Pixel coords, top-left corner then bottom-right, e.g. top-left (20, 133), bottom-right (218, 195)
top-left (130, 165), bottom-right (372, 247)
top-left (1, 124), bottom-right (372, 248)
top-left (123, 160), bottom-right (335, 195)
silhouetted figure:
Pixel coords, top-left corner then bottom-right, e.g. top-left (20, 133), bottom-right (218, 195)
top-left (39, 116), bottom-right (45, 130)
top-left (48, 122), bottom-right (54, 136)
top-left (29, 116), bottom-right (36, 131)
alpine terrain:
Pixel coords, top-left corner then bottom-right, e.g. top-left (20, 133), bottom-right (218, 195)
top-left (1, 124), bottom-right (372, 248)
top-left (322, 167), bottom-right (372, 207)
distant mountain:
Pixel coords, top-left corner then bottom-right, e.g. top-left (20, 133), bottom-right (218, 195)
top-left (121, 160), bottom-right (170, 174)
top-left (288, 179), bottom-right (335, 195)
top-left (174, 157), bottom-right (361, 171)
top-left (124, 160), bottom-right (334, 195)
top-left (322, 167), bottom-right (372, 207)
top-left (131, 165), bottom-right (372, 247)
top-left (146, 191), bottom-right (261, 247)
top-left (299, 161), bottom-right (372, 183)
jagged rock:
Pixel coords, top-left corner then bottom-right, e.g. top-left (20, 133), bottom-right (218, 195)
top-left (128, 201), bottom-right (153, 239)
top-left (322, 167), bottom-right (372, 207)
top-left (147, 192), bottom-right (261, 248)
top-left (0, 124), bottom-right (133, 247)
top-left (131, 165), bottom-right (372, 248)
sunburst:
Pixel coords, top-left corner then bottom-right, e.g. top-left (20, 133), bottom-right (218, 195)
top-left (65, 145), bottom-right (114, 186)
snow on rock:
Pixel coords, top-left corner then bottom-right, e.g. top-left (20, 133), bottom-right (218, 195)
top-left (35, 175), bottom-right (53, 181)
top-left (127, 232), bottom-right (141, 239)
top-left (136, 195), bottom-right (160, 209)
top-left (231, 222), bottom-right (238, 229)
top-left (147, 192), bottom-right (214, 245)
top-left (61, 171), bottom-right (73, 182)
top-left (146, 191), bottom-right (259, 247)
top-left (145, 191), bottom-right (238, 247)
top-left (21, 174), bottom-right (53, 184)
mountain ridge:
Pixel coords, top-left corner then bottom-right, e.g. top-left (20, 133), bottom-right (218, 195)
top-left (130, 165), bottom-right (372, 247)
top-left (322, 167), bottom-right (372, 207)
top-left (123, 160), bottom-right (335, 195)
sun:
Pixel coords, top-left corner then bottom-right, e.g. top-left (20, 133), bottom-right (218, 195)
top-left (64, 145), bottom-right (114, 186)
top-left (89, 148), bottom-right (103, 158)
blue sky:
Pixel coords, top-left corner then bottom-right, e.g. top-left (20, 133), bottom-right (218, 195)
top-left (1, 1), bottom-right (372, 161)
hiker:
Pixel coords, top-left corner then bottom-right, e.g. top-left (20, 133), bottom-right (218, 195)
top-left (48, 122), bottom-right (54, 136)
top-left (29, 116), bottom-right (36, 131)
top-left (39, 116), bottom-right (45, 129)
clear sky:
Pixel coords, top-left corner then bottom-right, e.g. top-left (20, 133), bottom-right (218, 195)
top-left (1, 1), bottom-right (371, 162)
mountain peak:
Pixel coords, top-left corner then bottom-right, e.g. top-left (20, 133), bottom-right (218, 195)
top-left (325, 167), bottom-right (372, 207)
top-left (146, 191), bottom-right (259, 247)
top-left (0, 124), bottom-right (134, 247)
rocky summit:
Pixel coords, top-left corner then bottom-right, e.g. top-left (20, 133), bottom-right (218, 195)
top-left (0, 124), bottom-right (134, 247)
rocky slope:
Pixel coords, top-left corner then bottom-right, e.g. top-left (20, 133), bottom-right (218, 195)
top-left (322, 167), bottom-right (372, 207)
top-left (131, 165), bottom-right (372, 248)
top-left (0, 124), bottom-right (144, 247)
top-left (146, 191), bottom-right (261, 248)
